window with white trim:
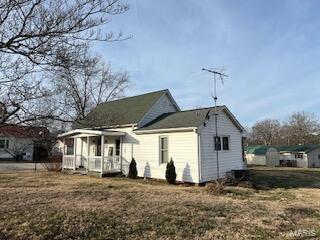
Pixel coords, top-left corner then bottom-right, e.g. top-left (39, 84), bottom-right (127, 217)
top-left (160, 136), bottom-right (168, 164)
top-left (214, 136), bottom-right (230, 151)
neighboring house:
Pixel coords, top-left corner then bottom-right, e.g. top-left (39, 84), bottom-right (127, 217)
top-left (59, 89), bottom-right (246, 183)
top-left (245, 146), bottom-right (280, 167)
top-left (0, 125), bottom-right (50, 161)
top-left (276, 145), bottom-right (320, 168)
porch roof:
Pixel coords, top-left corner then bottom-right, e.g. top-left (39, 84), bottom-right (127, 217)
top-left (58, 129), bottom-right (125, 138)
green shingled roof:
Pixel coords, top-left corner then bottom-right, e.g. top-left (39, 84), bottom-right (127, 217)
top-left (137, 106), bottom-right (225, 130)
top-left (276, 144), bottom-right (320, 153)
top-left (75, 90), bottom-right (168, 128)
top-left (245, 146), bottom-right (271, 155)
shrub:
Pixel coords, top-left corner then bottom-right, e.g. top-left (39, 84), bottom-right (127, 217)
top-left (205, 178), bottom-right (227, 195)
top-left (128, 158), bottom-right (138, 179)
top-left (165, 158), bottom-right (176, 184)
top-left (41, 155), bottom-right (62, 172)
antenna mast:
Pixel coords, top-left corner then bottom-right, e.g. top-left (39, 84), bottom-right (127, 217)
top-left (202, 67), bottom-right (228, 180)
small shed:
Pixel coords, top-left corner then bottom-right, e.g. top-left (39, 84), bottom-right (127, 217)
top-left (245, 146), bottom-right (280, 167)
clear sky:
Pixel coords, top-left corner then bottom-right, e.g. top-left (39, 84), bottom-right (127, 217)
top-left (94, 0), bottom-right (320, 127)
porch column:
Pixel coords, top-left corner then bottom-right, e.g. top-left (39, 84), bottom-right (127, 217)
top-left (73, 137), bottom-right (77, 170)
top-left (62, 138), bottom-right (65, 169)
top-left (80, 138), bottom-right (83, 167)
top-left (87, 136), bottom-right (90, 172)
top-left (101, 135), bottom-right (105, 176)
top-left (120, 136), bottom-right (123, 173)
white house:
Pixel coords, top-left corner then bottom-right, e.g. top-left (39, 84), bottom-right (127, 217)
top-left (59, 89), bottom-right (246, 183)
top-left (277, 145), bottom-right (320, 168)
top-left (0, 125), bottom-right (35, 160)
top-left (245, 146), bottom-right (280, 167)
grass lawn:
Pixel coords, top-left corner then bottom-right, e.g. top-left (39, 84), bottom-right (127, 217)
top-left (0, 168), bottom-right (320, 240)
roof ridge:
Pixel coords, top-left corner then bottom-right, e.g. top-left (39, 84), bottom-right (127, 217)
top-left (99, 89), bottom-right (168, 105)
top-left (177, 105), bottom-right (225, 113)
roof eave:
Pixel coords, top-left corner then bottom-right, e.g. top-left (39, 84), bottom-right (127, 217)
top-left (58, 129), bottom-right (126, 138)
top-left (134, 127), bottom-right (197, 134)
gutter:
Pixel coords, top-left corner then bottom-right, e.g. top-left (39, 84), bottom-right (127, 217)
top-left (134, 127), bottom-right (197, 134)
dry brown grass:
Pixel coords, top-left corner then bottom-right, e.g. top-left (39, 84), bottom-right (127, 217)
top-left (0, 169), bottom-right (320, 240)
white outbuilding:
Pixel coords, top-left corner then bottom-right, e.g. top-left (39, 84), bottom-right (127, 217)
top-left (245, 146), bottom-right (280, 167)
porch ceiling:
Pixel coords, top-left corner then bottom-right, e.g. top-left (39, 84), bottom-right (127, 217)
top-left (58, 129), bottom-right (125, 138)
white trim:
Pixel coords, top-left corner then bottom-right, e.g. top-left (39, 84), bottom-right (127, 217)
top-left (58, 129), bottom-right (125, 138)
top-left (197, 132), bottom-right (202, 182)
top-left (135, 127), bottom-right (196, 134)
top-left (159, 135), bottom-right (169, 165)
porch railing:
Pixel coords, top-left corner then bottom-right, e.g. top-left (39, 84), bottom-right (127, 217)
top-left (88, 156), bottom-right (102, 171)
top-left (104, 156), bottom-right (121, 171)
top-left (63, 155), bottom-right (75, 169)
top-left (63, 155), bottom-right (124, 172)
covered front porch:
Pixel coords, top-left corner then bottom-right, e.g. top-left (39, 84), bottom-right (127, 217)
top-left (59, 129), bottom-right (126, 175)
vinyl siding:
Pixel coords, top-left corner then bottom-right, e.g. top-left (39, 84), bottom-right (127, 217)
top-left (138, 93), bottom-right (177, 128)
top-left (0, 137), bottom-right (34, 160)
top-left (199, 111), bottom-right (244, 182)
top-left (246, 148), bottom-right (280, 166)
top-left (246, 154), bottom-right (266, 165)
top-left (110, 127), bottom-right (199, 183)
top-left (307, 149), bottom-right (320, 168)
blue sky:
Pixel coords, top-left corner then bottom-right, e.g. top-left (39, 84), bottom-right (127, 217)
top-left (94, 0), bottom-right (320, 126)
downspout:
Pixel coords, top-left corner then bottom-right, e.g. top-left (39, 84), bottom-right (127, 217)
top-left (197, 129), bottom-right (202, 183)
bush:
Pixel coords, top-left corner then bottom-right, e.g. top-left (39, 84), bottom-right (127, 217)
top-left (128, 158), bottom-right (138, 179)
top-left (165, 158), bottom-right (176, 184)
top-left (41, 155), bottom-right (62, 172)
top-left (205, 178), bottom-right (227, 195)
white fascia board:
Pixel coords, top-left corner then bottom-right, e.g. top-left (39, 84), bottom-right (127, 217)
top-left (58, 129), bottom-right (125, 138)
top-left (134, 127), bottom-right (197, 135)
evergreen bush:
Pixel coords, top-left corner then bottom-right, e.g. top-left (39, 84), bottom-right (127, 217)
top-left (128, 158), bottom-right (138, 179)
top-left (165, 158), bottom-right (176, 184)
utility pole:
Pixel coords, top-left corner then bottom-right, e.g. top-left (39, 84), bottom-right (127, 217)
top-left (202, 67), bottom-right (228, 180)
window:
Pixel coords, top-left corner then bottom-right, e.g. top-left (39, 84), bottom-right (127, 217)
top-left (223, 137), bottom-right (230, 150)
top-left (160, 136), bottom-right (168, 164)
top-left (295, 153), bottom-right (303, 159)
top-left (0, 139), bottom-right (8, 149)
top-left (214, 136), bottom-right (230, 151)
top-left (0, 139), bottom-right (5, 148)
top-left (115, 139), bottom-right (120, 156)
top-left (214, 136), bottom-right (221, 150)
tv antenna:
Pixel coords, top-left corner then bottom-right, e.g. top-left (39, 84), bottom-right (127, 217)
top-left (202, 67), bottom-right (228, 179)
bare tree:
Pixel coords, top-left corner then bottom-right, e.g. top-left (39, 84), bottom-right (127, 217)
top-left (283, 111), bottom-right (320, 145)
top-left (247, 112), bottom-right (320, 146)
top-left (250, 119), bottom-right (281, 146)
top-left (50, 45), bottom-right (129, 123)
top-left (0, 0), bottom-right (129, 127)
